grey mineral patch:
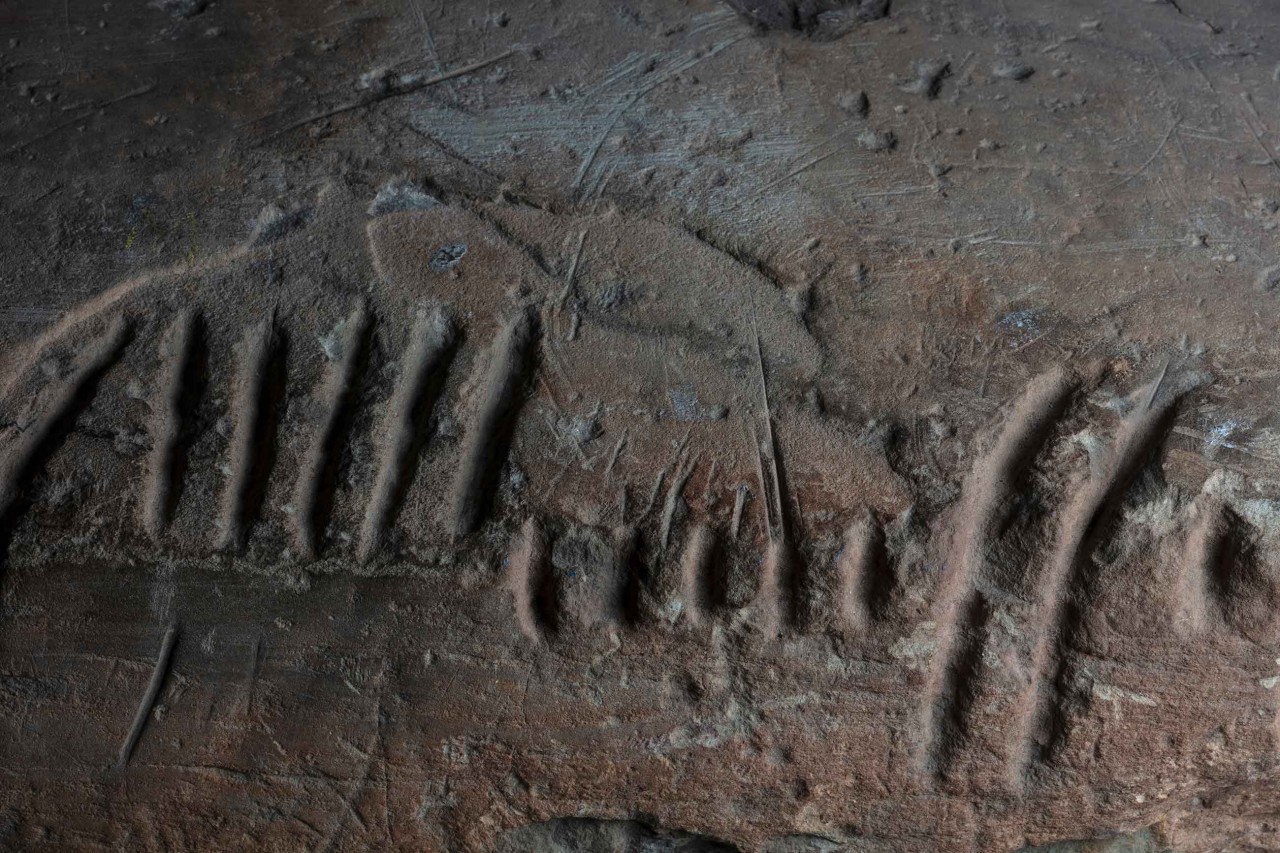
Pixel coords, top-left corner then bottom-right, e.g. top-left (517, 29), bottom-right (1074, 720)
top-left (367, 179), bottom-right (442, 216)
top-left (997, 307), bottom-right (1042, 345)
top-left (1258, 265), bottom-right (1280, 292)
top-left (151, 0), bottom-right (208, 17)
top-left (356, 67), bottom-right (396, 94)
top-left (598, 280), bottom-right (633, 310)
top-left (810, 0), bottom-right (891, 40)
top-left (993, 60), bottom-right (1035, 81)
top-left (900, 58), bottom-right (950, 98)
top-left (318, 312), bottom-right (361, 361)
top-left (248, 202), bottom-right (308, 246)
top-left (856, 128), bottom-right (897, 151)
top-left (428, 243), bottom-right (467, 272)
top-left (1204, 419), bottom-right (1243, 454)
top-left (558, 413), bottom-right (602, 444)
top-left (670, 386), bottom-right (728, 422)
top-left (838, 89), bottom-right (870, 117)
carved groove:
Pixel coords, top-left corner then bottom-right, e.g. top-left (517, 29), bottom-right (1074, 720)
top-left (448, 308), bottom-right (537, 538)
top-left (358, 306), bottom-right (455, 560)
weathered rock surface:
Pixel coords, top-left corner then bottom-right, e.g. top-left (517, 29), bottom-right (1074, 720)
top-left (2, 0), bottom-right (1280, 850)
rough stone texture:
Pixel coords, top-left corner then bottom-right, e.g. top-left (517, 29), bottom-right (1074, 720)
top-left (2, 0), bottom-right (1280, 850)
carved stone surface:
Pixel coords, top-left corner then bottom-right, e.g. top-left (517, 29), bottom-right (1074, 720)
top-left (2, 0), bottom-right (1280, 850)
